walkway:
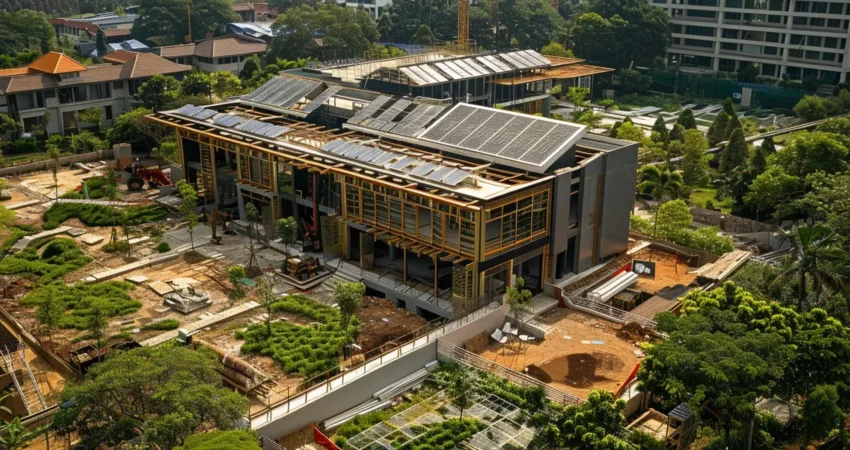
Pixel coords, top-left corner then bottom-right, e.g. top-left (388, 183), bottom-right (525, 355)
top-left (140, 301), bottom-right (261, 347)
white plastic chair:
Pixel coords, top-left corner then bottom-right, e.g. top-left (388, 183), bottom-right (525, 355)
top-left (503, 321), bottom-right (518, 336)
top-left (491, 328), bottom-right (508, 344)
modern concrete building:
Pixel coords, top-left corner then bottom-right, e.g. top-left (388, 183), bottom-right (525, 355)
top-left (148, 69), bottom-right (638, 320)
top-left (157, 35), bottom-right (268, 74)
top-left (0, 52), bottom-right (190, 135)
top-left (651, 0), bottom-right (850, 84)
top-left (286, 50), bottom-right (614, 114)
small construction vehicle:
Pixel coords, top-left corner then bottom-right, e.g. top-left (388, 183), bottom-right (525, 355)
top-left (124, 160), bottom-right (174, 190)
top-left (284, 256), bottom-right (321, 281)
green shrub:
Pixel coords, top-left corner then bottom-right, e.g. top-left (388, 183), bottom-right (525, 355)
top-left (20, 281), bottom-right (140, 329)
top-left (43, 203), bottom-right (167, 230)
top-left (141, 319), bottom-right (180, 331)
top-left (0, 238), bottom-right (91, 285)
top-left (155, 242), bottom-right (171, 253)
top-left (61, 177), bottom-right (110, 200)
top-left (0, 226), bottom-right (36, 254)
top-left (103, 240), bottom-right (131, 253)
top-left (175, 430), bottom-right (261, 450)
top-left (271, 294), bottom-right (340, 322)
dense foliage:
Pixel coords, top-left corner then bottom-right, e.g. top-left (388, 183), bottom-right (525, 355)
top-left (43, 203), bottom-right (167, 230)
top-left (52, 346), bottom-right (248, 450)
top-left (174, 431), bottom-right (261, 450)
top-left (269, 3), bottom-right (379, 61)
top-left (131, 0), bottom-right (237, 45)
top-left (20, 282), bottom-right (140, 329)
top-left (630, 200), bottom-right (734, 255)
top-left (0, 238), bottom-right (91, 286)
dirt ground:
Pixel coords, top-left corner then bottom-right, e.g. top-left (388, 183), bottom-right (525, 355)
top-left (478, 307), bottom-right (644, 400)
top-left (630, 248), bottom-right (697, 295)
top-left (356, 296), bottom-right (429, 352)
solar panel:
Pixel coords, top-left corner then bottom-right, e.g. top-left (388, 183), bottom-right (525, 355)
top-left (410, 162), bottom-right (438, 176)
top-left (507, 51), bottom-right (537, 68)
top-left (463, 58), bottom-right (491, 75)
top-left (214, 114), bottom-right (244, 127)
top-left (520, 50), bottom-right (551, 66)
top-left (233, 119), bottom-right (290, 138)
top-left (390, 156), bottom-right (417, 170)
top-left (420, 64), bottom-right (448, 83)
top-left (375, 99), bottom-right (411, 122)
top-left (372, 152), bottom-right (398, 166)
top-left (486, 55), bottom-right (513, 72)
top-left (322, 140), bottom-right (346, 153)
top-left (399, 67), bottom-right (428, 85)
top-left (194, 109), bottom-right (217, 120)
top-left (349, 95), bottom-right (393, 124)
top-left (444, 60), bottom-right (473, 78)
top-left (443, 169), bottom-right (469, 186)
top-left (500, 52), bottom-right (530, 69)
top-left (434, 62), bottom-right (463, 80)
top-left (175, 105), bottom-right (218, 120)
top-left (409, 66), bottom-right (438, 84)
top-left (428, 166), bottom-right (455, 182)
top-left (419, 104), bottom-right (585, 171)
top-left (245, 76), bottom-right (322, 110)
top-left (454, 59), bottom-right (483, 77)
top-left (302, 85), bottom-right (343, 114)
top-left (476, 56), bottom-right (504, 73)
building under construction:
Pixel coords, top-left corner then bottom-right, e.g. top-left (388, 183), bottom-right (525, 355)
top-left (148, 57), bottom-right (637, 319)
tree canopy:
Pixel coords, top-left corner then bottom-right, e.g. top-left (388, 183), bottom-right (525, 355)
top-left (52, 346), bottom-right (248, 450)
top-left (269, 3), bottom-right (379, 61)
top-left (132, 0), bottom-right (237, 45)
top-left (0, 9), bottom-right (56, 54)
top-left (175, 431), bottom-right (261, 450)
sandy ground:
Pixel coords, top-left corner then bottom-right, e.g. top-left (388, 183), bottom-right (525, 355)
top-left (630, 248), bottom-right (697, 294)
top-left (478, 307), bottom-right (644, 400)
top-left (357, 296), bottom-right (429, 352)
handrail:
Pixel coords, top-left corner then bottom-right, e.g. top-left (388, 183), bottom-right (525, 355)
top-left (249, 302), bottom-right (502, 426)
top-left (562, 294), bottom-right (658, 330)
top-left (18, 343), bottom-right (47, 410)
top-left (2, 345), bottom-right (29, 415)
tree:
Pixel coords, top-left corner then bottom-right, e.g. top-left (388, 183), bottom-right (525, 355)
top-left (676, 108), bottom-right (697, 130)
top-left (0, 113), bottom-right (21, 153)
top-left (36, 294), bottom-right (63, 348)
top-left (411, 24), bottom-right (434, 45)
top-left (152, 141), bottom-right (178, 166)
top-left (269, 4), bottom-right (379, 61)
top-left (651, 116), bottom-right (668, 143)
top-left (760, 136), bottom-right (776, 154)
top-left (774, 132), bottom-right (849, 178)
top-left (744, 166), bottom-right (803, 219)
top-left (0, 417), bottom-right (44, 450)
top-left (680, 129), bottom-right (711, 188)
top-left (722, 97), bottom-right (736, 117)
top-left (137, 75), bottom-right (181, 111)
top-left (175, 180), bottom-right (199, 250)
top-left (335, 281), bottom-right (364, 360)
top-left (749, 140), bottom-right (768, 177)
top-left (96, 27), bottom-right (107, 60)
top-left (87, 298), bottom-right (109, 351)
top-left (175, 430), bottom-right (261, 450)
top-left (256, 276), bottom-right (277, 336)
top-left (70, 131), bottom-right (108, 154)
top-left (376, 11), bottom-right (393, 37)
top-left (0, 10), bottom-right (56, 55)
top-left (802, 385), bottom-right (844, 444)
top-left (585, 0), bottom-right (670, 68)
top-left (275, 217), bottom-right (297, 258)
top-left (76, 107), bottom-right (103, 130)
top-left (449, 365), bottom-right (478, 420)
top-left (105, 107), bottom-right (150, 146)
top-left (540, 41), bottom-right (574, 57)
top-left (736, 62), bottom-right (759, 82)
top-left (227, 265), bottom-right (247, 300)
top-left (245, 202), bottom-right (261, 247)
top-left (616, 69), bottom-right (652, 95)
top-left (529, 390), bottom-right (631, 450)
top-left (719, 128), bottom-right (748, 172)
top-left (132, 0), bottom-right (238, 45)
top-left (775, 224), bottom-right (846, 310)
top-left (52, 346), bottom-right (248, 450)
top-left (239, 55), bottom-right (262, 80)
top-left (570, 13), bottom-right (628, 68)
top-left (638, 165), bottom-right (685, 239)
top-left (794, 95), bottom-right (828, 122)
top-left (506, 277), bottom-right (533, 328)
top-left (210, 71), bottom-right (241, 98)
top-left (707, 112), bottom-right (731, 146)
top-left (566, 86), bottom-right (590, 117)
top-left (181, 71), bottom-right (213, 98)
top-left (47, 144), bottom-right (61, 200)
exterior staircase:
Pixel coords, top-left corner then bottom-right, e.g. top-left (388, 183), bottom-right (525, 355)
top-left (1, 344), bottom-right (47, 415)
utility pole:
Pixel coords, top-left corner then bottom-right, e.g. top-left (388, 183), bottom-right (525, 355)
top-left (186, 5), bottom-right (192, 44)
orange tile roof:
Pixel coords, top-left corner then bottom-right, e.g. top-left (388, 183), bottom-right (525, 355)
top-left (28, 52), bottom-right (89, 75)
top-left (0, 68), bottom-right (30, 77)
top-left (103, 50), bottom-right (139, 64)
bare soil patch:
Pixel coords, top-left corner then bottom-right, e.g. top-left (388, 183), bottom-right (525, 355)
top-left (356, 296), bottom-right (429, 352)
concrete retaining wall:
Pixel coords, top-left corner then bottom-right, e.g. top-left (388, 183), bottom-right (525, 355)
top-left (253, 341), bottom-right (438, 439)
top-left (690, 207), bottom-right (776, 233)
top-left (0, 149), bottom-right (114, 176)
top-left (629, 231), bottom-right (720, 265)
top-left (439, 304), bottom-right (509, 347)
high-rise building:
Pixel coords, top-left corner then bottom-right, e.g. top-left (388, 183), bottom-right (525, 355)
top-left (652, 0), bottom-right (850, 85)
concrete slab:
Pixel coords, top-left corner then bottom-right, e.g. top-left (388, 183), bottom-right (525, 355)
top-left (148, 281), bottom-right (174, 296)
top-left (125, 275), bottom-right (149, 285)
top-left (5, 200), bottom-right (39, 210)
top-left (66, 227), bottom-right (87, 237)
top-left (128, 236), bottom-right (150, 245)
top-left (79, 234), bottom-right (104, 245)
top-left (170, 277), bottom-right (199, 288)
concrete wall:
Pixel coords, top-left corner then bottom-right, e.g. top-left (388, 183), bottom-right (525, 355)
top-left (577, 155), bottom-right (603, 273)
top-left (253, 341), bottom-right (438, 439)
top-left (599, 143), bottom-right (638, 260)
top-left (628, 231), bottom-right (720, 265)
top-left (362, 278), bottom-right (452, 319)
top-left (0, 149), bottom-right (115, 176)
top-left (550, 169), bottom-right (574, 256)
top-left (690, 207), bottom-right (776, 233)
top-left (438, 303), bottom-right (508, 347)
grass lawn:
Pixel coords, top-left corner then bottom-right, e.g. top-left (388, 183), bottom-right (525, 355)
top-left (690, 188), bottom-right (734, 213)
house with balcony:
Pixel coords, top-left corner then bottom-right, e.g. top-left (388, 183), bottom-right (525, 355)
top-left (157, 34), bottom-right (268, 74)
top-left (0, 52), bottom-right (191, 135)
top-left (651, 0), bottom-right (850, 84)
top-left (147, 68), bottom-right (637, 320)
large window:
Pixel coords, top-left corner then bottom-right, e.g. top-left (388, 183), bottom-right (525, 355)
top-left (483, 188), bottom-right (549, 258)
top-left (91, 83), bottom-right (111, 100)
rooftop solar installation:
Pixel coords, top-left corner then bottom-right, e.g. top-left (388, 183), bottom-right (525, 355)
top-left (243, 76), bottom-right (322, 110)
top-left (349, 95), bottom-right (393, 125)
top-left (390, 156), bottom-right (417, 170)
top-left (396, 51), bottom-right (551, 86)
top-left (410, 162), bottom-right (439, 177)
top-left (213, 114), bottom-right (245, 127)
top-left (175, 105), bottom-right (217, 120)
top-left (419, 103), bottom-right (585, 172)
top-left (302, 85), bottom-right (343, 114)
top-left (233, 119), bottom-right (291, 138)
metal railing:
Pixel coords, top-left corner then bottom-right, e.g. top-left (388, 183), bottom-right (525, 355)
top-left (563, 295), bottom-right (658, 330)
top-left (249, 303), bottom-right (502, 427)
top-left (436, 340), bottom-right (582, 406)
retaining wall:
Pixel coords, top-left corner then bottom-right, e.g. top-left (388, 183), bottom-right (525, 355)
top-left (0, 149), bottom-right (114, 176)
top-left (690, 207), bottom-right (776, 233)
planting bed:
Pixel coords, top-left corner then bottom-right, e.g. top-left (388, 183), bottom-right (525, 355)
top-left (42, 203), bottom-right (167, 230)
top-left (0, 237), bottom-right (92, 285)
top-left (19, 282), bottom-right (141, 329)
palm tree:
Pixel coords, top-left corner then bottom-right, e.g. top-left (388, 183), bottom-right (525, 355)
top-left (774, 224), bottom-right (846, 311)
top-left (637, 165), bottom-right (686, 238)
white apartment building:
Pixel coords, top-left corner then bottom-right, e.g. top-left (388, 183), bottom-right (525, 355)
top-left (651, 0), bottom-right (850, 84)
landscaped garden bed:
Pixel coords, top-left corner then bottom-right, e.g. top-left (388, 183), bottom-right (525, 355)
top-left (0, 237), bottom-right (91, 285)
top-left (19, 281), bottom-right (141, 329)
top-left (43, 203), bottom-right (168, 230)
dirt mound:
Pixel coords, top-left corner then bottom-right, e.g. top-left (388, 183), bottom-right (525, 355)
top-left (356, 296), bottom-right (429, 352)
top-left (526, 364), bottom-right (552, 383)
top-left (617, 322), bottom-right (652, 343)
top-left (530, 352), bottom-right (626, 388)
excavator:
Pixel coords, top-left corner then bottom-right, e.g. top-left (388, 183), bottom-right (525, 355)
top-left (123, 160), bottom-right (174, 190)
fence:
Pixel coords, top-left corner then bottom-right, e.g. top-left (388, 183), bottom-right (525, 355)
top-left (649, 72), bottom-right (804, 110)
top-left (563, 295), bottom-right (658, 330)
top-left (0, 149), bottom-right (115, 176)
top-left (249, 303), bottom-right (502, 427)
top-left (436, 340), bottom-right (582, 406)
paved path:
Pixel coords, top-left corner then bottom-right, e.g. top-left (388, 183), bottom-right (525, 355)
top-left (9, 226), bottom-right (73, 253)
top-left (46, 199), bottom-right (134, 207)
top-left (140, 301), bottom-right (261, 347)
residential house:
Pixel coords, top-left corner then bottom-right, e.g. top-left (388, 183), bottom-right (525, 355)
top-left (50, 13), bottom-right (138, 44)
top-left (0, 52), bottom-right (191, 136)
top-left (157, 34), bottom-right (268, 74)
top-left (232, 2), bottom-right (278, 22)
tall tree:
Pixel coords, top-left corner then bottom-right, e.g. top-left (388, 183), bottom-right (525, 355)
top-left (136, 75), bottom-right (181, 111)
top-left (181, 71), bottom-right (213, 98)
top-left (802, 385), bottom-right (844, 444)
top-left (256, 276), bottom-right (277, 336)
top-left (376, 11), bottom-right (392, 37)
top-left (676, 108), bottom-right (697, 130)
top-left (210, 71), bottom-right (241, 98)
top-left (47, 144), bottom-right (60, 200)
top-left (794, 95), bottom-right (828, 122)
top-left (680, 129), bottom-right (710, 188)
top-left (638, 165), bottom-right (685, 239)
top-left (269, 3), bottom-right (379, 61)
top-left (449, 365), bottom-right (478, 420)
top-left (576, 0), bottom-right (669, 67)
top-left (35, 294), bottom-right (63, 348)
top-left (411, 24), bottom-right (434, 45)
top-left (96, 27), bottom-right (107, 59)
top-left (0, 10), bottom-right (56, 54)
top-left (175, 180), bottom-right (199, 250)
top-left (749, 140), bottom-right (768, 177)
top-left (707, 111), bottom-right (731, 146)
top-left (760, 135), bottom-right (776, 154)
top-left (651, 116), bottom-right (668, 143)
top-left (506, 277), bottom-right (533, 329)
top-left (239, 55), bottom-right (262, 80)
top-left (132, 0), bottom-right (238, 45)
top-left (719, 128), bottom-right (748, 172)
top-left (275, 216), bottom-right (297, 259)
top-left (773, 132), bottom-right (849, 178)
top-left (775, 224), bottom-right (846, 310)
top-left (51, 346), bottom-right (248, 449)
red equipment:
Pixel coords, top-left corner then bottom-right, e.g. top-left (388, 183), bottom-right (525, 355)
top-left (123, 164), bottom-right (173, 190)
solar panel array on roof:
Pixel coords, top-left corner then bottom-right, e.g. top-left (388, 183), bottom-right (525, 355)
top-left (419, 103), bottom-right (584, 170)
top-left (396, 51), bottom-right (551, 86)
top-left (213, 114), bottom-right (244, 127)
top-left (348, 95), bottom-right (393, 125)
top-left (302, 85), bottom-right (343, 114)
top-left (232, 119), bottom-right (291, 138)
top-left (244, 76), bottom-right (322, 110)
top-left (348, 96), bottom-right (449, 137)
top-left (175, 105), bottom-right (217, 120)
